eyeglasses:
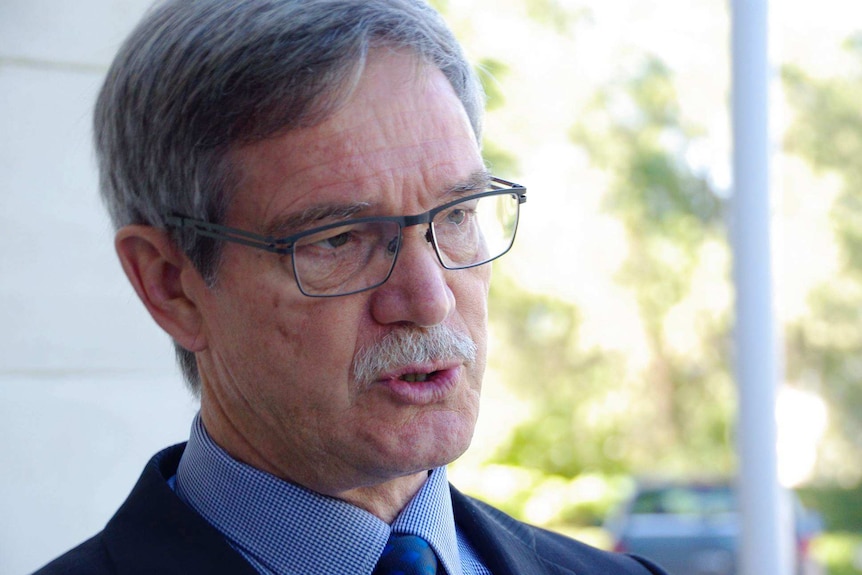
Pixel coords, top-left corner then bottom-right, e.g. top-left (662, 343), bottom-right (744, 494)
top-left (166, 177), bottom-right (526, 297)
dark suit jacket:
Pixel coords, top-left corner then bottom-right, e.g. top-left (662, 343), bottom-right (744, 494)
top-left (35, 444), bottom-right (667, 575)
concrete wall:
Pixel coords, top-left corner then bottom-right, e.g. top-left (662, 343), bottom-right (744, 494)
top-left (0, 3), bottom-right (198, 573)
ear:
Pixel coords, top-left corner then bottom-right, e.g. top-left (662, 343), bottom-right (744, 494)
top-left (115, 225), bottom-right (208, 353)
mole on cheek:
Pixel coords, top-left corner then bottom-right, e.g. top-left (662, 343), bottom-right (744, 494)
top-left (277, 324), bottom-right (290, 340)
top-left (275, 314), bottom-right (303, 344)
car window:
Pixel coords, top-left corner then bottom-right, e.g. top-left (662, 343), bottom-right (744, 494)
top-left (631, 486), bottom-right (735, 515)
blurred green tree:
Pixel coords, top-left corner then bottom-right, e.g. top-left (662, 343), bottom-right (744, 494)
top-left (783, 38), bottom-right (862, 481)
top-left (489, 56), bottom-right (734, 482)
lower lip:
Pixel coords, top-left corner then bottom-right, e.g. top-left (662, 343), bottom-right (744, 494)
top-left (379, 367), bottom-right (461, 405)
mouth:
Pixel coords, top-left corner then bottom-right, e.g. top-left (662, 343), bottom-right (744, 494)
top-left (386, 362), bottom-right (456, 384)
top-left (377, 365), bottom-right (462, 404)
top-left (399, 371), bottom-right (439, 383)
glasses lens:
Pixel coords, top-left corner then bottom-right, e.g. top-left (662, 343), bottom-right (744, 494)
top-left (292, 220), bottom-right (400, 296)
top-left (431, 191), bottom-right (520, 269)
top-left (289, 189), bottom-right (520, 296)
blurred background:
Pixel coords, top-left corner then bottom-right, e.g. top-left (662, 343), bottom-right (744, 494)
top-left (2, 0), bottom-right (862, 573)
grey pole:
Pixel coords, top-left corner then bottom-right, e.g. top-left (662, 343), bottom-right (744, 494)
top-left (730, 0), bottom-right (792, 574)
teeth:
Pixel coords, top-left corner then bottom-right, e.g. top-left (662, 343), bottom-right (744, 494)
top-left (402, 373), bottom-right (430, 383)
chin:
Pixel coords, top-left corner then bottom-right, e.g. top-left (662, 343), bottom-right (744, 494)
top-left (402, 410), bottom-right (477, 470)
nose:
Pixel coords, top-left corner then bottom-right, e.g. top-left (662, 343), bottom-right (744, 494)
top-left (369, 225), bottom-right (455, 327)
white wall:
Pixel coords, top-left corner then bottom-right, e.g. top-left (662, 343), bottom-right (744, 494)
top-left (0, 2), bottom-right (199, 573)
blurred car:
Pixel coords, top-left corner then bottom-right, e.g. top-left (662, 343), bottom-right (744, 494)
top-left (605, 481), bottom-right (823, 575)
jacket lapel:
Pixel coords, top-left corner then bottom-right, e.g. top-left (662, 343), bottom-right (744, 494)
top-left (102, 444), bottom-right (259, 575)
top-left (450, 486), bottom-right (577, 575)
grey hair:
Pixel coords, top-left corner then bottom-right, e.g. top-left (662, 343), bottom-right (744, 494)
top-left (94, 0), bottom-right (485, 394)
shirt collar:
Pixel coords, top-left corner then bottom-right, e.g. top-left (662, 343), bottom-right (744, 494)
top-left (175, 414), bottom-right (462, 575)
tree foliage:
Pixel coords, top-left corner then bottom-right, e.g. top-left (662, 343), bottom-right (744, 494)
top-left (488, 56), bottom-right (735, 484)
top-left (476, 56), bottom-right (519, 174)
top-left (488, 274), bottom-right (632, 477)
top-left (783, 41), bottom-right (862, 480)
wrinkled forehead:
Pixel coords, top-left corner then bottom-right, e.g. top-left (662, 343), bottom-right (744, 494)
top-left (225, 51), bottom-right (483, 229)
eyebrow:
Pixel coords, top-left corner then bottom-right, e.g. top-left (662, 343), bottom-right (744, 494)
top-left (264, 202), bottom-right (370, 238)
top-left (446, 169), bottom-right (493, 197)
top-left (263, 169), bottom-right (493, 238)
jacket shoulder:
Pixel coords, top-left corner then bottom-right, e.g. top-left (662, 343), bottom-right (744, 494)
top-left (31, 444), bottom-right (257, 575)
top-left (33, 533), bottom-right (114, 575)
top-left (451, 487), bottom-right (668, 575)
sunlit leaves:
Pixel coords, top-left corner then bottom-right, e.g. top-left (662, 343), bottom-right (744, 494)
top-left (783, 41), bottom-right (862, 480)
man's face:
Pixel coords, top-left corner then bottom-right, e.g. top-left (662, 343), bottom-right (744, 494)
top-left (190, 51), bottom-right (490, 497)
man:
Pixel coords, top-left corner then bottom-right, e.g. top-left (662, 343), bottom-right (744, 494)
top-left (36, 1), bottom-right (668, 573)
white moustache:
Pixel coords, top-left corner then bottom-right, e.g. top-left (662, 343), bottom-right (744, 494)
top-left (352, 325), bottom-right (478, 387)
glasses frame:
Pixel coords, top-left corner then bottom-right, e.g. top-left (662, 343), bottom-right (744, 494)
top-left (166, 177), bottom-right (526, 297)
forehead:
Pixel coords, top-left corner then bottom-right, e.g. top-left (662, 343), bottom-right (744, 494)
top-left (227, 50), bottom-right (484, 229)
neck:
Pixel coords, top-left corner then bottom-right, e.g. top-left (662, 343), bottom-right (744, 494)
top-left (333, 471), bottom-right (429, 524)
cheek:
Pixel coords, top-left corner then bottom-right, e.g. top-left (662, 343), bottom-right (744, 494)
top-left (454, 267), bottom-right (491, 332)
top-left (449, 267), bottom-right (490, 384)
top-left (265, 291), bottom-right (369, 384)
top-left (209, 267), bottom-right (349, 374)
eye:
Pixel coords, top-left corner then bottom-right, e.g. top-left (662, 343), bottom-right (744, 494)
top-left (294, 225), bottom-right (360, 255)
top-left (445, 208), bottom-right (468, 225)
top-left (319, 231), bottom-right (351, 249)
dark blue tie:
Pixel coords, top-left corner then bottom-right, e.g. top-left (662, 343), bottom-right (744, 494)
top-left (372, 534), bottom-right (439, 575)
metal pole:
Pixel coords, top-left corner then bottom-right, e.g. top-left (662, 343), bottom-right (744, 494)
top-left (730, 0), bottom-right (791, 574)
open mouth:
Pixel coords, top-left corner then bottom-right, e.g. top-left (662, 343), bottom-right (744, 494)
top-left (400, 371), bottom-right (438, 383)
top-left (381, 366), bottom-right (460, 404)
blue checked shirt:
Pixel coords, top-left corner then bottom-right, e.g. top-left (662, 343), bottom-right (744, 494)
top-left (173, 415), bottom-right (493, 575)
